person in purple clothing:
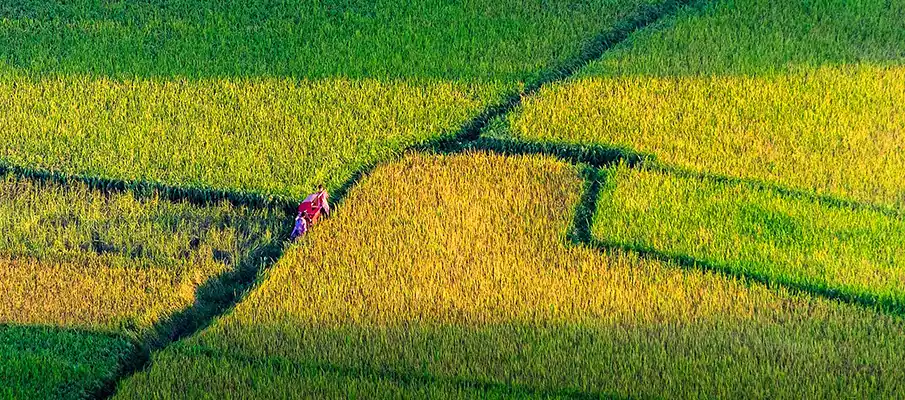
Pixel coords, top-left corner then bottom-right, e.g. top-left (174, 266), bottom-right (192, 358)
top-left (290, 211), bottom-right (311, 241)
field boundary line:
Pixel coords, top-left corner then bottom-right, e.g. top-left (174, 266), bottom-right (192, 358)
top-left (650, 164), bottom-right (905, 220)
top-left (420, 0), bottom-right (706, 153)
top-left (587, 238), bottom-right (905, 316)
top-left (0, 161), bottom-right (298, 214)
top-left (567, 165), bottom-right (905, 318)
top-left (326, 0), bottom-right (705, 209)
top-left (457, 137), bottom-right (905, 220)
top-left (175, 344), bottom-right (622, 399)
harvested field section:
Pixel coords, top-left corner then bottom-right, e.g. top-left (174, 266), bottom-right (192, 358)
top-left (117, 154), bottom-right (905, 399)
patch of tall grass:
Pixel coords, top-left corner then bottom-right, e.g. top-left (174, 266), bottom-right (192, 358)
top-left (595, 166), bottom-right (905, 310)
top-left (116, 154), bottom-right (905, 398)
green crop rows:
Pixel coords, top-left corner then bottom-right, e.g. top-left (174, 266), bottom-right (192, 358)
top-left (0, 0), bottom-right (669, 198)
top-left (2, 0), bottom-right (904, 398)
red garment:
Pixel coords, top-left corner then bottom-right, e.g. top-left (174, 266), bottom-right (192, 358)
top-left (298, 190), bottom-right (330, 224)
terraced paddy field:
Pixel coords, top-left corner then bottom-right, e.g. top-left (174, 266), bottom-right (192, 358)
top-left (2, 0), bottom-right (904, 398)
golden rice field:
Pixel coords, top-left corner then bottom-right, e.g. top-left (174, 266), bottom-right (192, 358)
top-left (0, 257), bottom-right (201, 332)
top-left (116, 153), bottom-right (905, 398)
top-left (0, 77), bottom-right (501, 198)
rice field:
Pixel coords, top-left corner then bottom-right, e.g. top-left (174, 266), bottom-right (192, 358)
top-left (0, 325), bottom-right (132, 400)
top-left (116, 154), bottom-right (905, 398)
top-left (585, 0), bottom-right (905, 76)
top-left (0, 173), bottom-right (283, 397)
top-left (0, 0), bottom-right (667, 81)
top-left (0, 78), bottom-right (499, 198)
top-left (594, 165), bottom-right (905, 312)
top-left (508, 0), bottom-right (905, 208)
top-left (0, 0), bottom-right (669, 198)
top-left (4, 0), bottom-right (905, 397)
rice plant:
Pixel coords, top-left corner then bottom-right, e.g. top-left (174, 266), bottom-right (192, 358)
top-left (0, 325), bottom-right (132, 399)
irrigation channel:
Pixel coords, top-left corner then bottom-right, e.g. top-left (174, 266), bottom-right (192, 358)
top-left (1, 0), bottom-right (901, 397)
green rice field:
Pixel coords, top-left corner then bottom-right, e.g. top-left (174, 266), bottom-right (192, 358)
top-left (508, 0), bottom-right (905, 208)
top-left (0, 0), bottom-right (670, 198)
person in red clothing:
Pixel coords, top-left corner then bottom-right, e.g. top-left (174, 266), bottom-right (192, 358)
top-left (298, 185), bottom-right (330, 224)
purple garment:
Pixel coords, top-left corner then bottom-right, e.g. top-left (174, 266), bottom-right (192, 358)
top-left (290, 214), bottom-right (308, 240)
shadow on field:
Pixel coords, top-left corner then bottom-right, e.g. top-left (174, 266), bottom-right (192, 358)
top-left (187, 346), bottom-right (626, 400)
top-left (568, 166), bottom-right (605, 244)
top-left (92, 212), bottom-right (293, 399)
top-left (591, 239), bottom-right (905, 317)
top-left (0, 161), bottom-right (298, 216)
top-left (0, 0), bottom-right (708, 82)
top-left (568, 168), bottom-right (905, 319)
